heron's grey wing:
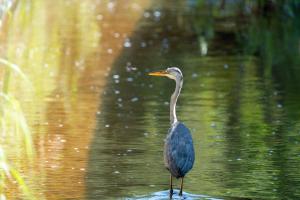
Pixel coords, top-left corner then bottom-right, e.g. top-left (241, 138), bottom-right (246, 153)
top-left (165, 122), bottom-right (195, 177)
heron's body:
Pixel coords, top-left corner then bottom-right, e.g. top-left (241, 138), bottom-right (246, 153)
top-left (164, 122), bottom-right (195, 178)
top-left (149, 67), bottom-right (195, 199)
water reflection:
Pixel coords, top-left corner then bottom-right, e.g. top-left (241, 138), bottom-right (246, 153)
top-left (1, 0), bottom-right (300, 199)
top-left (0, 0), bottom-right (150, 199)
top-left (88, 1), bottom-right (300, 200)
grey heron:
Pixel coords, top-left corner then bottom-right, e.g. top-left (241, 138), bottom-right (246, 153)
top-left (149, 67), bottom-right (195, 199)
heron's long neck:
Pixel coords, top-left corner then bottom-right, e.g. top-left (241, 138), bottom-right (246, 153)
top-left (170, 79), bottom-right (182, 125)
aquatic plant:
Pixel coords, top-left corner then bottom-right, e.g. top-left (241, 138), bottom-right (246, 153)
top-left (0, 147), bottom-right (34, 200)
top-left (0, 58), bottom-right (34, 157)
top-left (0, 58), bottom-right (35, 199)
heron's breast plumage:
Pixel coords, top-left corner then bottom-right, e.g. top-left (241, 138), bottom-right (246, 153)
top-left (164, 122), bottom-right (195, 178)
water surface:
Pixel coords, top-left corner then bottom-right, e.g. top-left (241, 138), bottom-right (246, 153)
top-left (1, 1), bottom-right (300, 200)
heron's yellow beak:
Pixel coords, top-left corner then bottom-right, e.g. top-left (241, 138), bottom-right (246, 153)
top-left (148, 70), bottom-right (168, 77)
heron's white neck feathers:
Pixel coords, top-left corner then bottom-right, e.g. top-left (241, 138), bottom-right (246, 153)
top-left (170, 78), bottom-right (182, 125)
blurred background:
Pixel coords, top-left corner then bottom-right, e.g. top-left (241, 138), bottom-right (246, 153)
top-left (0, 0), bottom-right (300, 199)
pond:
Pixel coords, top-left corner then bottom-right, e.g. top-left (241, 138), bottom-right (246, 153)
top-left (1, 0), bottom-right (300, 200)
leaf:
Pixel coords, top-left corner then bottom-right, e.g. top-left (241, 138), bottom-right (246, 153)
top-left (0, 58), bottom-right (32, 87)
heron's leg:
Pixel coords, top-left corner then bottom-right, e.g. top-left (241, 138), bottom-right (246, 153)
top-left (179, 177), bottom-right (184, 196)
top-left (169, 175), bottom-right (173, 199)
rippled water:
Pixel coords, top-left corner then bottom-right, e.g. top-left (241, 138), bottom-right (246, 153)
top-left (127, 190), bottom-right (222, 200)
top-left (1, 0), bottom-right (300, 200)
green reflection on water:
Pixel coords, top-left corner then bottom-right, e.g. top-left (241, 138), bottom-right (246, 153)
top-left (87, 1), bottom-right (300, 200)
top-left (1, 0), bottom-right (300, 199)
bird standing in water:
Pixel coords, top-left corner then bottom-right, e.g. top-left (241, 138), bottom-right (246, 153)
top-left (149, 67), bottom-right (195, 199)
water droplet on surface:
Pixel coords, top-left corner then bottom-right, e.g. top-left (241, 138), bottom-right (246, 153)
top-left (199, 36), bottom-right (208, 55)
top-left (131, 3), bottom-right (141, 11)
top-left (143, 11), bottom-right (151, 18)
top-left (153, 10), bottom-right (161, 18)
top-left (126, 66), bottom-right (137, 72)
top-left (114, 32), bottom-right (120, 38)
top-left (192, 73), bottom-right (198, 78)
top-left (269, 150), bottom-right (273, 154)
top-left (124, 38), bottom-right (132, 48)
top-left (126, 77), bottom-right (133, 82)
top-left (140, 41), bottom-right (147, 48)
top-left (210, 122), bottom-right (216, 128)
top-left (113, 74), bottom-right (120, 79)
top-left (107, 48), bottom-right (113, 54)
top-left (162, 38), bottom-right (169, 49)
top-left (107, 2), bottom-right (115, 11)
top-left (131, 97), bottom-right (139, 102)
top-left (96, 14), bottom-right (103, 21)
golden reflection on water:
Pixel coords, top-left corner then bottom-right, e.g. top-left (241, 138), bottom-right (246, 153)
top-left (0, 0), bottom-right (150, 199)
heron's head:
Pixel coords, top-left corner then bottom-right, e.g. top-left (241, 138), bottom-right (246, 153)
top-left (148, 67), bottom-right (183, 81)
